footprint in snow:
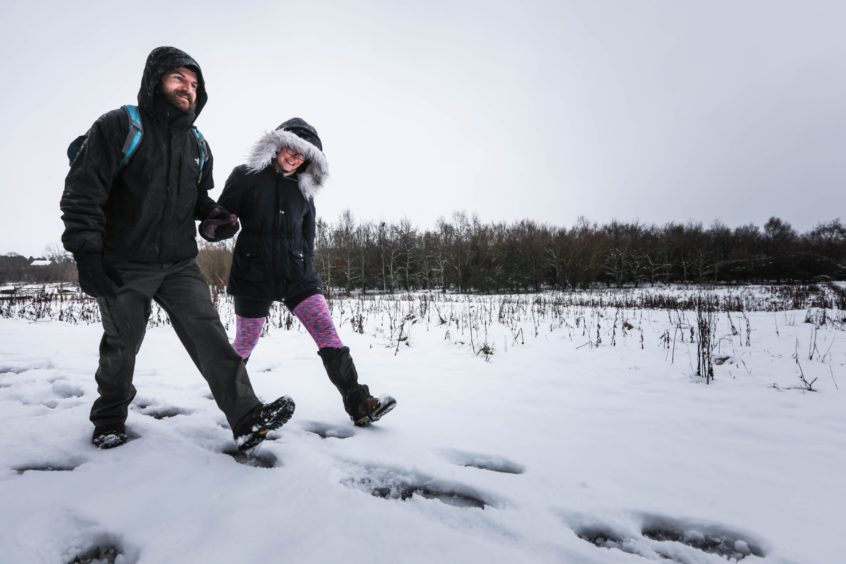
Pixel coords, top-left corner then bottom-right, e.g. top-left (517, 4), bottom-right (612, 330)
top-left (0, 365), bottom-right (32, 375)
top-left (13, 458), bottom-right (86, 475)
top-left (342, 464), bottom-right (498, 510)
top-left (20, 511), bottom-right (140, 564)
top-left (141, 405), bottom-right (191, 419)
top-left (300, 421), bottom-right (356, 440)
top-left (574, 528), bottom-right (641, 559)
top-left (0, 376), bottom-right (83, 410)
top-left (221, 446), bottom-right (279, 469)
top-left (441, 449), bottom-right (525, 474)
top-left (34, 383), bottom-right (85, 410)
top-left (51, 381), bottom-right (85, 399)
top-left (67, 544), bottom-right (125, 564)
top-left (172, 424), bottom-right (282, 468)
top-left (0, 360), bottom-right (54, 376)
top-left (571, 513), bottom-right (766, 562)
top-left (132, 400), bottom-right (191, 420)
top-left (641, 515), bottom-right (765, 561)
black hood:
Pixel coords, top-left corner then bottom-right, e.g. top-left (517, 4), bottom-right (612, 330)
top-left (276, 117), bottom-right (323, 151)
top-left (137, 46), bottom-right (208, 119)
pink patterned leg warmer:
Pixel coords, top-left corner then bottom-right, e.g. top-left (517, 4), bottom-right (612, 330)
top-left (293, 294), bottom-right (344, 349)
top-left (231, 315), bottom-right (266, 360)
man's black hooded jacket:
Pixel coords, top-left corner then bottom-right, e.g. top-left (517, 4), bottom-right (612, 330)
top-left (60, 46), bottom-right (216, 263)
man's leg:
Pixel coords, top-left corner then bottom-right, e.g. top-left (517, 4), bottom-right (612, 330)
top-left (90, 290), bottom-right (151, 428)
top-left (153, 260), bottom-right (260, 429)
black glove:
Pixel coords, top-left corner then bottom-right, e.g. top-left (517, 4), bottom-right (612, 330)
top-left (200, 206), bottom-right (240, 242)
top-left (75, 254), bottom-right (122, 298)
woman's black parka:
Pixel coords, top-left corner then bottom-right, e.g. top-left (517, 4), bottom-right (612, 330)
top-left (219, 118), bottom-right (328, 301)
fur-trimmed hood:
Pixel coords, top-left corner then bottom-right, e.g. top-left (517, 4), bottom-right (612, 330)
top-left (245, 118), bottom-right (328, 200)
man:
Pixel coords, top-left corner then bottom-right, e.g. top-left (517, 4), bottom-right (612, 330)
top-left (60, 46), bottom-right (294, 450)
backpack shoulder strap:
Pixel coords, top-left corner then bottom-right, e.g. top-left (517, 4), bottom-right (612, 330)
top-left (67, 134), bottom-right (87, 165)
top-left (119, 105), bottom-right (144, 169)
top-left (191, 126), bottom-right (210, 185)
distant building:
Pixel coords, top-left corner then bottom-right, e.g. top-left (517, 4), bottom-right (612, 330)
top-left (0, 254), bottom-right (71, 284)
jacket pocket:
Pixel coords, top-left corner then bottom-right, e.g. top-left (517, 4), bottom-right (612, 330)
top-left (288, 249), bottom-right (306, 281)
top-left (234, 237), bottom-right (265, 283)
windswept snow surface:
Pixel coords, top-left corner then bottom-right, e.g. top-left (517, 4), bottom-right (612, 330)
top-left (1, 291), bottom-right (844, 563)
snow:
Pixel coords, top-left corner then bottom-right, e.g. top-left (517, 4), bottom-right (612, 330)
top-left (1, 289), bottom-right (844, 563)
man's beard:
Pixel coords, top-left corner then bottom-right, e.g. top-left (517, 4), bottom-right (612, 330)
top-left (162, 90), bottom-right (196, 114)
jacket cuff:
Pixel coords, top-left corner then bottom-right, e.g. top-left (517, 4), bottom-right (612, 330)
top-left (195, 199), bottom-right (217, 221)
top-left (72, 251), bottom-right (103, 261)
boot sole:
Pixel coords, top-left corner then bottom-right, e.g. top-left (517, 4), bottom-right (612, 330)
top-left (93, 433), bottom-right (128, 449)
top-left (237, 397), bottom-right (296, 451)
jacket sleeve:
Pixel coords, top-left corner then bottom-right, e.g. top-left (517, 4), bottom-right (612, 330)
top-left (60, 110), bottom-right (127, 256)
top-left (303, 198), bottom-right (316, 259)
top-left (194, 142), bottom-right (217, 220)
top-left (216, 166), bottom-right (246, 216)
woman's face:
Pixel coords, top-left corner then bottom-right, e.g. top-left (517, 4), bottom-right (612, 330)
top-left (276, 147), bottom-right (306, 173)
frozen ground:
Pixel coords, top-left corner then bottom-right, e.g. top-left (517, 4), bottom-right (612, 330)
top-left (0, 290), bottom-right (844, 563)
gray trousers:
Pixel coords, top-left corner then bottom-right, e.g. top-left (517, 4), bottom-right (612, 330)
top-left (91, 258), bottom-right (260, 429)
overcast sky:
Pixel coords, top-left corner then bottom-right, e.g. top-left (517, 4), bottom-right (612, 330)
top-left (1, 0), bottom-right (844, 257)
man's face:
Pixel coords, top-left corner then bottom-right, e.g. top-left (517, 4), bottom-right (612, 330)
top-left (160, 67), bottom-right (198, 113)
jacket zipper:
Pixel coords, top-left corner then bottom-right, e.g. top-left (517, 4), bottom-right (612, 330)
top-left (158, 128), bottom-right (173, 261)
top-left (274, 174), bottom-right (283, 290)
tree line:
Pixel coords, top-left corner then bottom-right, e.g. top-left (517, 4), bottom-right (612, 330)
top-left (304, 211), bottom-right (846, 292)
top-left (200, 212), bottom-right (846, 293)
top-left (4, 214), bottom-right (844, 291)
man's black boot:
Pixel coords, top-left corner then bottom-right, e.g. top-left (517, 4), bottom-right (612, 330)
top-left (233, 396), bottom-right (295, 451)
top-left (92, 423), bottom-right (128, 449)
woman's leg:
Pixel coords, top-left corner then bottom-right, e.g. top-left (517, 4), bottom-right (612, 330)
top-left (290, 294), bottom-right (343, 349)
top-left (232, 316), bottom-right (265, 360)
top-left (290, 292), bottom-right (395, 424)
top-left (232, 297), bottom-right (272, 360)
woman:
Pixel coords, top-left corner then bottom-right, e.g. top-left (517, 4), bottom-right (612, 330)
top-left (216, 117), bottom-right (396, 426)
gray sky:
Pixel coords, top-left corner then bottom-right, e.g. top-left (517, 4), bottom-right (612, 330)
top-left (1, 0), bottom-right (844, 257)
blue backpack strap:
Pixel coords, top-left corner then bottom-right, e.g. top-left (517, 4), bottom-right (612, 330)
top-left (119, 105), bottom-right (143, 169)
top-left (191, 127), bottom-right (209, 185)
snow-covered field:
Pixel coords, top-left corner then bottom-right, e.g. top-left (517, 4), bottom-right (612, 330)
top-left (1, 288), bottom-right (844, 563)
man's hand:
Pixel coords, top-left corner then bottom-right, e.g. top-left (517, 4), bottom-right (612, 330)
top-left (200, 206), bottom-right (239, 242)
top-left (75, 254), bottom-right (122, 298)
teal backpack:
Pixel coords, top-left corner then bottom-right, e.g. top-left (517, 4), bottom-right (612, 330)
top-left (67, 105), bottom-right (209, 184)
